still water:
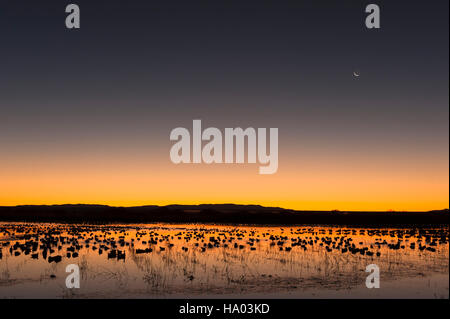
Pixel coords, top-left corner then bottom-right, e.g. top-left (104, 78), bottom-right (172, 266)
top-left (0, 223), bottom-right (448, 298)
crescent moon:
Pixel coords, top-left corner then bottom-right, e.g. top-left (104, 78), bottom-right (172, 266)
top-left (353, 71), bottom-right (360, 77)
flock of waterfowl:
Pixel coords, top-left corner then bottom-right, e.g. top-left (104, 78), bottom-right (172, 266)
top-left (0, 224), bottom-right (447, 264)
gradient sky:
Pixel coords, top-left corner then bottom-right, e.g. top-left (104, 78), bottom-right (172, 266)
top-left (0, 0), bottom-right (448, 211)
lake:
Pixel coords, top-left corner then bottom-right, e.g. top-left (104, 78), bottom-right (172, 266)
top-left (0, 222), bottom-right (448, 298)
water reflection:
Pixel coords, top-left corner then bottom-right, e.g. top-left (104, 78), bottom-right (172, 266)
top-left (0, 223), bottom-right (448, 298)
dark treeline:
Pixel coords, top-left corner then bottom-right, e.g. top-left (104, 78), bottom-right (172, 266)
top-left (0, 204), bottom-right (448, 226)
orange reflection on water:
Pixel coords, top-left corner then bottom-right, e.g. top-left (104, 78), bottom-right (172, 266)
top-left (0, 223), bottom-right (448, 298)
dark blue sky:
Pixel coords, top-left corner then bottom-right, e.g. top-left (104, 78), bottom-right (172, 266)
top-left (0, 1), bottom-right (448, 209)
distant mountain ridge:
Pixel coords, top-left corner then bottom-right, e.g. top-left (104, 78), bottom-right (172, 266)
top-left (0, 204), bottom-right (448, 226)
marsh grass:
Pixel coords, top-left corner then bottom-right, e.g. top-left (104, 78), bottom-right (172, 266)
top-left (0, 223), bottom-right (448, 297)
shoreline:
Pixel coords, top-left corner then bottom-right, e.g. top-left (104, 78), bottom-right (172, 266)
top-left (0, 204), bottom-right (448, 227)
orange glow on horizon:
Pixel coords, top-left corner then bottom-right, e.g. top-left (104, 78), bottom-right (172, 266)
top-left (0, 148), bottom-right (448, 212)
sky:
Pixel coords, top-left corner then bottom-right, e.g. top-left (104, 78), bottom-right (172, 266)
top-left (0, 0), bottom-right (448, 211)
